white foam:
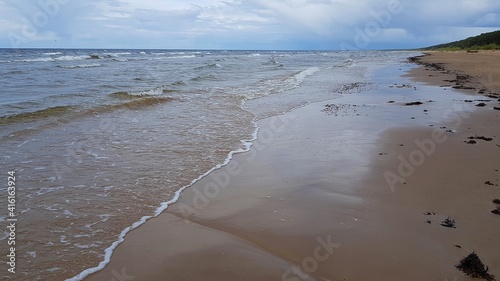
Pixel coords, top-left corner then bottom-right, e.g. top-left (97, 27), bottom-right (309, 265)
top-left (27, 251), bottom-right (37, 258)
top-left (36, 186), bottom-right (64, 196)
top-left (168, 55), bottom-right (196, 59)
top-left (43, 52), bottom-right (63, 56)
top-left (63, 63), bottom-right (102, 69)
top-left (60, 235), bottom-right (68, 244)
top-left (47, 267), bottom-right (61, 272)
top-left (294, 67), bottom-right (320, 82)
top-left (54, 55), bottom-right (90, 61)
top-left (75, 243), bottom-right (99, 249)
top-left (45, 204), bottom-right (59, 211)
top-left (131, 87), bottom-right (164, 96)
top-left (22, 57), bottom-right (54, 62)
top-left (0, 231), bottom-right (9, 242)
top-left (103, 52), bottom-right (131, 56)
top-left (98, 214), bottom-right (112, 222)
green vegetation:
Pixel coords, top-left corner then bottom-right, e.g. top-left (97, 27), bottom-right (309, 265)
top-left (422, 30), bottom-right (500, 51)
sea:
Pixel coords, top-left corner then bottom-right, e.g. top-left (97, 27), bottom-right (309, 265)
top-left (0, 49), bottom-right (420, 280)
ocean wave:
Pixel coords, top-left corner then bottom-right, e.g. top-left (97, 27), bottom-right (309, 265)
top-left (54, 55), bottom-right (91, 61)
top-left (294, 67), bottom-right (320, 82)
top-left (1, 95), bottom-right (174, 127)
top-left (3, 70), bottom-right (26, 75)
top-left (8, 101), bottom-right (42, 110)
top-left (109, 91), bottom-right (146, 99)
top-left (109, 87), bottom-right (165, 99)
top-left (341, 59), bottom-right (356, 67)
top-left (43, 52), bottom-right (63, 56)
top-left (59, 63), bottom-right (102, 69)
top-left (191, 74), bottom-right (218, 82)
top-left (263, 57), bottom-right (282, 66)
top-left (103, 52), bottom-right (132, 57)
top-left (100, 96), bottom-right (174, 112)
top-left (21, 57), bottom-right (55, 62)
top-left (172, 80), bottom-right (186, 86)
top-left (0, 105), bottom-right (78, 124)
top-left (195, 63), bottom-right (221, 70)
top-left (168, 55), bottom-right (196, 59)
top-left (20, 55), bottom-right (92, 63)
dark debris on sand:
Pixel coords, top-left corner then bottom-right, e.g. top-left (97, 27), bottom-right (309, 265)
top-left (441, 217), bottom-right (456, 228)
top-left (405, 101), bottom-right (424, 106)
top-left (492, 199), bottom-right (500, 216)
top-left (322, 104), bottom-right (369, 117)
top-left (468, 135), bottom-right (494, 142)
top-left (456, 252), bottom-right (495, 281)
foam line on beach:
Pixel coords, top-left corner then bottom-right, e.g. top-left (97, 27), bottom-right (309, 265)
top-left (66, 105), bottom-right (260, 281)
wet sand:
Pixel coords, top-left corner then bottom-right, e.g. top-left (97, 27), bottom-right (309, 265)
top-left (84, 54), bottom-right (500, 281)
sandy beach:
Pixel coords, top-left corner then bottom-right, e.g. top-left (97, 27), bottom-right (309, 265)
top-left (84, 52), bottom-right (500, 281)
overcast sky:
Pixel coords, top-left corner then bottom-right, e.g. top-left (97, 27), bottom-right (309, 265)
top-left (1, 0), bottom-right (499, 50)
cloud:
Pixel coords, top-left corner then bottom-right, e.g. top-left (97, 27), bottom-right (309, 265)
top-left (0, 0), bottom-right (499, 49)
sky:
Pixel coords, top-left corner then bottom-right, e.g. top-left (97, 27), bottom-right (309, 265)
top-left (0, 0), bottom-right (499, 50)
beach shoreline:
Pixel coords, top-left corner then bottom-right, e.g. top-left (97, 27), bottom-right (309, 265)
top-left (83, 53), bottom-right (500, 281)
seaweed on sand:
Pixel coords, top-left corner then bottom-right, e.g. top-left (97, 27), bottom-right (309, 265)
top-left (456, 252), bottom-right (495, 281)
top-left (492, 199), bottom-right (500, 215)
top-left (441, 217), bottom-right (456, 228)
